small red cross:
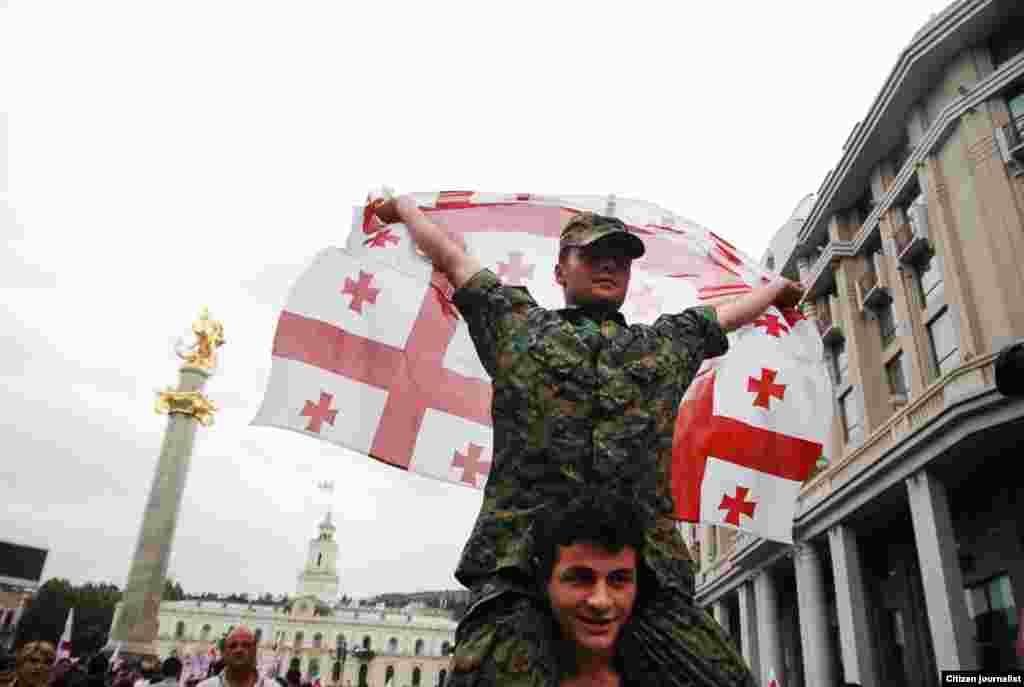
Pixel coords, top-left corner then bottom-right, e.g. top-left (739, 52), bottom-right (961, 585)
top-left (451, 442), bottom-right (491, 486)
top-left (301, 392), bottom-right (338, 433)
top-left (780, 307), bottom-right (806, 328)
top-left (496, 252), bottom-right (535, 286)
top-left (719, 486), bottom-right (756, 526)
top-left (631, 283), bottom-right (662, 319)
top-left (747, 368), bottom-right (786, 409)
top-left (753, 314), bottom-right (789, 338)
top-left (341, 270), bottom-right (381, 314)
top-left (364, 229), bottom-right (400, 249)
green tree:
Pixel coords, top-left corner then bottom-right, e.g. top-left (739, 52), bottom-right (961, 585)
top-left (163, 579), bottom-right (186, 601)
top-left (15, 579), bottom-right (121, 656)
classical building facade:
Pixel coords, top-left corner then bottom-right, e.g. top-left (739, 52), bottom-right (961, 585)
top-left (695, 1), bottom-right (1024, 684)
top-left (110, 513), bottom-right (456, 687)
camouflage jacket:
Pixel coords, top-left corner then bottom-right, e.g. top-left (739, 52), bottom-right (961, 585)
top-left (451, 269), bottom-right (729, 595)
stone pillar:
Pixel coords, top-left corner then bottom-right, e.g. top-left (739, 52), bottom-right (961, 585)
top-left (906, 469), bottom-right (977, 671)
top-left (794, 542), bottom-right (838, 687)
top-left (701, 525), bottom-right (715, 570)
top-left (828, 524), bottom-right (878, 687)
top-left (109, 366), bottom-right (211, 660)
top-left (712, 599), bottom-right (730, 637)
top-left (755, 570), bottom-right (785, 687)
top-left (738, 580), bottom-right (760, 683)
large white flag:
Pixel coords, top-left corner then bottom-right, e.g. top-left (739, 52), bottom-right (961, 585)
top-left (254, 191), bottom-right (832, 541)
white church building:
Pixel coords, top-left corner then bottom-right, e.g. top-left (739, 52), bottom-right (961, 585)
top-left (112, 511), bottom-right (457, 687)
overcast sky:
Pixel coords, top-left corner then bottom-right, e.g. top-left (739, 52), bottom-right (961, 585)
top-left (1, 0), bottom-right (955, 600)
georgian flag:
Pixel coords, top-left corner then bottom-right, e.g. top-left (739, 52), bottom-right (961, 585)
top-left (56, 608), bottom-right (73, 661)
top-left (254, 191), bottom-right (830, 540)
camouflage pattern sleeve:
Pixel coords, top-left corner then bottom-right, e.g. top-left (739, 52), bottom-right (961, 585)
top-left (653, 305), bottom-right (729, 366)
top-left (452, 268), bottom-right (539, 379)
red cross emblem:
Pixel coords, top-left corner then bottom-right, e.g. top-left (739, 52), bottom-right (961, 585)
top-left (780, 307), bottom-right (806, 328)
top-left (752, 314), bottom-right (789, 338)
top-left (747, 368), bottom-right (786, 409)
top-left (451, 442), bottom-right (491, 486)
top-left (364, 229), bottom-right (400, 249)
top-left (719, 485), bottom-right (756, 526)
top-left (630, 283), bottom-right (662, 319)
top-left (342, 271), bottom-right (381, 314)
top-left (273, 264), bottom-right (491, 469)
top-left (496, 251), bottom-right (535, 286)
top-left (301, 392), bottom-right (338, 434)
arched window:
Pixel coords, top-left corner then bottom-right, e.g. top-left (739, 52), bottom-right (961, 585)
top-left (254, 628), bottom-right (263, 645)
top-left (294, 631), bottom-right (304, 648)
top-left (362, 635), bottom-right (371, 650)
top-left (200, 624), bottom-right (211, 642)
top-left (384, 666), bottom-right (395, 684)
top-left (412, 666), bottom-right (421, 686)
top-left (307, 659), bottom-right (320, 678)
top-left (387, 637), bottom-right (398, 653)
top-left (313, 633), bottom-right (323, 649)
top-left (317, 553), bottom-right (322, 567)
top-left (414, 639), bottom-right (424, 656)
top-left (175, 621), bottom-right (186, 639)
top-left (358, 664), bottom-right (368, 687)
top-left (336, 634), bottom-right (345, 650)
top-left (437, 669), bottom-right (447, 687)
top-left (440, 641), bottom-right (451, 656)
top-left (332, 661), bottom-right (341, 682)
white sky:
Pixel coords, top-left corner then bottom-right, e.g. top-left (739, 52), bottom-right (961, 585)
top-left (1, 0), bottom-right (955, 600)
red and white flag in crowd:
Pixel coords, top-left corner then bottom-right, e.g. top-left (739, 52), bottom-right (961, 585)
top-left (766, 667), bottom-right (781, 687)
top-left (253, 191), bottom-right (831, 541)
top-left (56, 608), bottom-right (74, 660)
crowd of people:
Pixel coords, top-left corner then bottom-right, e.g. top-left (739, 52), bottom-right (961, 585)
top-left (0, 630), bottom-right (313, 687)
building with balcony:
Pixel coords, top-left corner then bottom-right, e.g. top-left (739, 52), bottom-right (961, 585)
top-left (694, 1), bottom-right (1024, 684)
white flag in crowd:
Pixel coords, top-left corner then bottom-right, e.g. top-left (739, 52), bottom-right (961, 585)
top-left (56, 608), bottom-right (74, 661)
top-left (254, 191), bottom-right (831, 542)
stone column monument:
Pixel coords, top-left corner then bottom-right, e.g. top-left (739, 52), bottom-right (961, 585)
top-left (109, 309), bottom-right (225, 660)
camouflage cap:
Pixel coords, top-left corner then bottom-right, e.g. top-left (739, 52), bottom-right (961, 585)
top-left (559, 212), bottom-right (645, 259)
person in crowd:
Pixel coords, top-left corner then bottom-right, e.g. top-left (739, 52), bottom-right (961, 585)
top-left (375, 196), bottom-right (794, 685)
top-left (533, 489), bottom-right (645, 687)
top-left (198, 628), bottom-right (274, 687)
top-left (2, 641), bottom-right (55, 687)
top-left (150, 658), bottom-right (181, 687)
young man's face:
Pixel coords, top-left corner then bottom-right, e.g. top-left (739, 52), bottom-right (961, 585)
top-left (555, 244), bottom-right (632, 311)
top-left (546, 542), bottom-right (638, 657)
top-left (223, 630), bottom-right (257, 671)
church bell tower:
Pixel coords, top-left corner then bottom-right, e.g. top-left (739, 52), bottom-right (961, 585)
top-left (296, 509), bottom-right (340, 603)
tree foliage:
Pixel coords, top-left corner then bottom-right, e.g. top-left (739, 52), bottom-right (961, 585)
top-left (16, 578), bottom-right (122, 656)
top-left (162, 579), bottom-right (186, 601)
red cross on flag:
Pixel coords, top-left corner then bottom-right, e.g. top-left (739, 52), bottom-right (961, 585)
top-left (255, 191), bottom-right (831, 512)
top-left (673, 305), bottom-right (831, 542)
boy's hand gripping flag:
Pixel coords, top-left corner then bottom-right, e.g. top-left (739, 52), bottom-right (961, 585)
top-left (253, 191), bottom-right (832, 542)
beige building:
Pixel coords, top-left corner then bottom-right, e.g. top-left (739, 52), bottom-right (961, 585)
top-left (694, 0), bottom-right (1024, 684)
top-left (111, 513), bottom-right (456, 687)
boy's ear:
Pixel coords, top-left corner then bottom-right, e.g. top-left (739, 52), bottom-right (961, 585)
top-left (554, 263), bottom-right (565, 288)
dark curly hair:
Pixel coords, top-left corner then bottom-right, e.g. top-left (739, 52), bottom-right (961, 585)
top-left (532, 488), bottom-right (647, 588)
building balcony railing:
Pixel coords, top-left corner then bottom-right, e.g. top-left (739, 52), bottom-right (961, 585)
top-left (815, 294), bottom-right (844, 345)
top-left (1002, 113), bottom-right (1024, 162)
top-left (893, 216), bottom-right (931, 265)
top-left (856, 253), bottom-right (892, 310)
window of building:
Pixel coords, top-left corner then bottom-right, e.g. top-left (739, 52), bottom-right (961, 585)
top-left (839, 389), bottom-right (863, 444)
top-left (886, 354), bottom-right (908, 397)
top-left (877, 302), bottom-right (898, 348)
top-left (362, 635), bottom-right (371, 650)
top-left (412, 667), bottom-right (422, 686)
top-left (294, 631), bottom-right (304, 648)
top-left (828, 340), bottom-right (848, 386)
top-left (175, 621), bottom-right (186, 639)
top-left (965, 574), bottom-right (1018, 669)
top-left (313, 633), bottom-right (323, 649)
top-left (927, 308), bottom-right (960, 378)
top-left (254, 628), bottom-right (262, 645)
top-left (916, 252), bottom-right (944, 311)
top-left (414, 638), bottom-right (425, 656)
top-left (387, 637), bottom-right (398, 653)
